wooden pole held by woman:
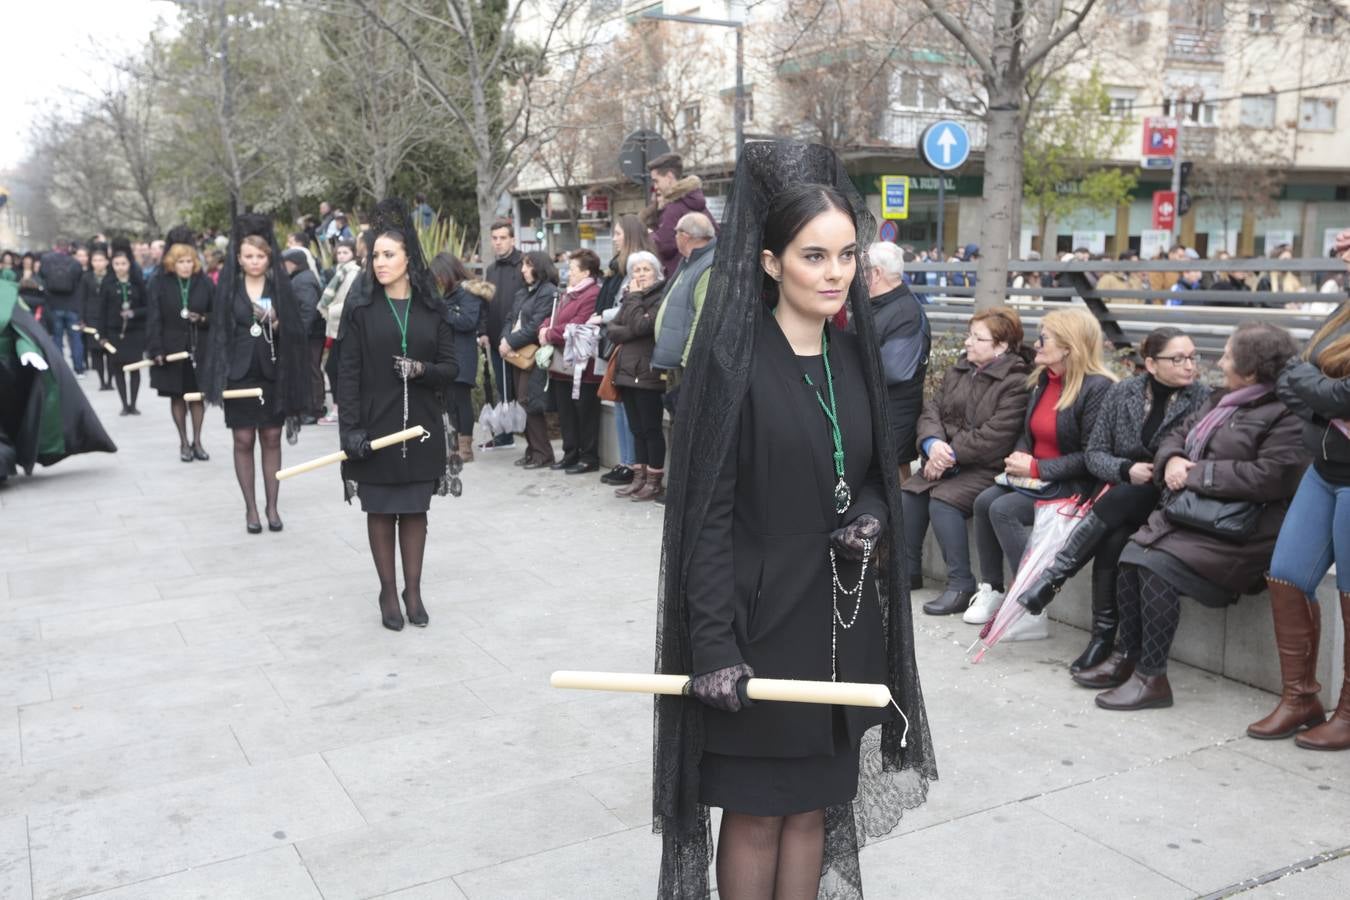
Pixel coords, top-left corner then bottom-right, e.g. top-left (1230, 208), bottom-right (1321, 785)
top-left (276, 425), bottom-right (427, 480)
top-left (123, 350), bottom-right (189, 372)
top-left (182, 388), bottom-right (263, 403)
top-left (549, 670), bottom-right (893, 708)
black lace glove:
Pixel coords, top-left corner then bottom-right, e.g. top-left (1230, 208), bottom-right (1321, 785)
top-left (830, 514), bottom-right (882, 561)
top-left (688, 662), bottom-right (755, 713)
top-left (342, 429), bottom-right (373, 460)
top-left (393, 356), bottom-right (426, 379)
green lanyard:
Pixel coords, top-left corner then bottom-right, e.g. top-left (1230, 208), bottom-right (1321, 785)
top-left (178, 277), bottom-right (190, 314)
top-left (118, 282), bottom-right (130, 307)
top-left (386, 294), bottom-right (410, 355)
top-left (801, 329), bottom-right (852, 514)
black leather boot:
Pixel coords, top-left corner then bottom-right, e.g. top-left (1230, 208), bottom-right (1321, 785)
top-left (1070, 561), bottom-right (1119, 674)
top-left (1018, 511), bottom-right (1113, 614)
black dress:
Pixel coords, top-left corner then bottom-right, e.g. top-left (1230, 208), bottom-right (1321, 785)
top-left (223, 283), bottom-right (285, 430)
top-left (98, 277), bottom-right (148, 368)
top-left (688, 313), bottom-right (893, 816)
top-left (145, 272), bottom-right (213, 397)
top-left (337, 289), bottom-right (457, 513)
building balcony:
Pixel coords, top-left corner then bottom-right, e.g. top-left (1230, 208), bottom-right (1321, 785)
top-left (1167, 25), bottom-right (1224, 64)
top-left (880, 111), bottom-right (986, 152)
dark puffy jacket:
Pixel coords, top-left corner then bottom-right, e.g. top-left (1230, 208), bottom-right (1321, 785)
top-left (282, 250), bottom-right (324, 339)
top-left (503, 280), bottom-right (558, 351)
top-left (902, 351), bottom-right (1032, 512)
top-left (1129, 388), bottom-right (1309, 596)
top-left (39, 252), bottom-right (83, 312)
top-left (444, 279), bottom-right (492, 387)
top-left (483, 248), bottom-right (525, 343)
top-left (1086, 375), bottom-right (1211, 484)
top-left (1277, 308), bottom-right (1350, 484)
top-left (607, 280), bottom-right (666, 391)
top-left (651, 176), bottom-right (716, 277)
top-left (1015, 370), bottom-right (1114, 490)
top-left (870, 282), bottom-right (929, 463)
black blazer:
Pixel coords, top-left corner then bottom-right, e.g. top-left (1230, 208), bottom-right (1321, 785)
top-left (686, 309), bottom-right (891, 758)
top-left (337, 286), bottom-right (457, 485)
top-left (1015, 370), bottom-right (1113, 485)
top-left (225, 280), bottom-right (283, 383)
top-left (145, 272), bottom-right (213, 359)
top-left (98, 277), bottom-right (147, 336)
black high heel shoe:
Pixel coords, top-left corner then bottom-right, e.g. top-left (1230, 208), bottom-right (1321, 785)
top-left (180, 445), bottom-right (194, 463)
top-left (402, 590), bottom-right (429, 628)
top-left (380, 591), bottom-right (404, 631)
top-left (192, 445), bottom-right (210, 461)
top-left (267, 517), bottom-right (283, 532)
top-left (246, 520), bottom-right (263, 535)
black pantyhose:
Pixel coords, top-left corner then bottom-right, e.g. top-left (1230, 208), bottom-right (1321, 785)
top-left (232, 427), bottom-right (260, 525)
top-left (189, 400), bottom-right (205, 450)
top-left (171, 397), bottom-right (188, 448)
top-left (397, 513), bottom-right (428, 620)
top-left (367, 513), bottom-right (401, 625)
top-left (258, 426), bottom-right (281, 523)
top-left (113, 371), bottom-right (141, 410)
top-left (717, 810), bottom-right (825, 900)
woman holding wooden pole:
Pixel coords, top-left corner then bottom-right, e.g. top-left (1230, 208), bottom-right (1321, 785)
top-left (337, 199), bottom-right (457, 632)
top-left (201, 216), bottom-right (310, 534)
top-left (100, 241), bottom-right (148, 416)
top-left (652, 142), bottom-right (935, 900)
top-left (145, 227), bottom-right (214, 463)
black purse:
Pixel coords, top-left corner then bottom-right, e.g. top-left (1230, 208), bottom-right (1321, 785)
top-left (1163, 489), bottom-right (1263, 542)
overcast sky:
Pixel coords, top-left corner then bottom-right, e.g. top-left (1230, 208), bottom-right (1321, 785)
top-left (0, 1), bottom-right (175, 169)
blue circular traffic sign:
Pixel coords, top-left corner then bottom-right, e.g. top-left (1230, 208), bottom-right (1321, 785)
top-left (919, 121), bottom-right (971, 171)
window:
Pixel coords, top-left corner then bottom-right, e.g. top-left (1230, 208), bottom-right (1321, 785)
top-left (1163, 97), bottom-right (1218, 125)
top-left (896, 73), bottom-right (943, 110)
top-left (681, 103), bottom-right (701, 135)
top-left (1300, 97), bottom-right (1337, 130)
top-left (1106, 87), bottom-right (1138, 118)
top-left (1310, 4), bottom-right (1338, 35)
top-left (1169, 0), bottom-right (1224, 29)
top-left (1239, 94), bottom-right (1276, 128)
top-left (1247, 2), bottom-right (1276, 32)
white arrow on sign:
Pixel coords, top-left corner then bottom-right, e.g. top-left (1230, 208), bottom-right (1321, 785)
top-left (937, 127), bottom-right (958, 165)
top-left (1159, 202), bottom-right (1174, 217)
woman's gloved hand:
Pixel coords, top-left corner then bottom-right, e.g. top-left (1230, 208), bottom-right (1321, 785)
top-left (342, 429), bottom-right (373, 461)
top-left (688, 662), bottom-right (755, 712)
top-left (393, 356), bottom-right (425, 379)
top-left (830, 514), bottom-right (881, 561)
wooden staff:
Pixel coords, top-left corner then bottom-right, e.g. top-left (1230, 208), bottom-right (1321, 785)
top-left (549, 670), bottom-right (893, 708)
top-left (276, 425), bottom-right (427, 481)
top-left (77, 327), bottom-right (117, 354)
top-left (181, 388), bottom-right (263, 403)
top-left (123, 350), bottom-right (189, 372)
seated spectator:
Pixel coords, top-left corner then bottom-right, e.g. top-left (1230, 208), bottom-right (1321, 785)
top-left (904, 307), bottom-right (1031, 616)
top-left (1018, 327), bottom-right (1211, 673)
top-left (1078, 323), bottom-right (1307, 710)
top-left (865, 240), bottom-right (930, 478)
top-left (969, 308), bottom-right (1117, 636)
top-left (606, 251), bottom-right (667, 501)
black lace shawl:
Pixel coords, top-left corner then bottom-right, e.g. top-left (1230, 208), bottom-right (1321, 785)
top-left (653, 141), bottom-right (937, 898)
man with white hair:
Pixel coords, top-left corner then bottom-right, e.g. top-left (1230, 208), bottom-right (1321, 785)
top-left (866, 240), bottom-right (930, 477)
top-left (652, 211), bottom-right (717, 376)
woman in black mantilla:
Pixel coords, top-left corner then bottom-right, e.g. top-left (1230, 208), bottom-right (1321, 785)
top-left (99, 240), bottom-right (148, 416)
top-left (653, 142), bottom-right (935, 899)
top-left (201, 215), bottom-right (310, 534)
top-left (145, 227), bottom-right (214, 462)
top-left (337, 199), bottom-right (457, 632)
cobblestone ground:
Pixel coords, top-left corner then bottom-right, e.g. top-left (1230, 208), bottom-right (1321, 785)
top-left (1, 377), bottom-right (1347, 899)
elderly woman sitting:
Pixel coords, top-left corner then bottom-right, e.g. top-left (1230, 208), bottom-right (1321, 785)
top-left (1077, 322), bottom-right (1309, 710)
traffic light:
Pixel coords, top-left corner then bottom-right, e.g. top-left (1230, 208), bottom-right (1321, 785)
top-left (1178, 161), bottom-right (1193, 217)
top-left (535, 229), bottom-right (545, 242)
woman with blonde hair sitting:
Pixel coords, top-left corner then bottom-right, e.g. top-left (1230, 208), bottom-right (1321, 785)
top-left (967, 307), bottom-right (1118, 637)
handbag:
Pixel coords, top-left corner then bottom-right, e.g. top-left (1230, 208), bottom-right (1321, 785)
top-left (534, 295), bottom-right (561, 371)
top-left (1163, 489), bottom-right (1263, 542)
top-left (598, 347), bottom-right (620, 402)
top-left (505, 343), bottom-right (537, 371)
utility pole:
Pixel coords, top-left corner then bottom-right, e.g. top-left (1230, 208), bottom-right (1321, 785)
top-left (1169, 109), bottom-right (1185, 245)
top-left (640, 12), bottom-right (745, 161)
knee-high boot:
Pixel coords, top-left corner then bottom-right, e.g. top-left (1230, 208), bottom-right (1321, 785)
top-left (1295, 592), bottom-right (1350, 751)
top-left (1019, 511), bottom-right (1113, 615)
top-left (1248, 578), bottom-right (1325, 740)
top-left (1070, 559), bottom-right (1120, 674)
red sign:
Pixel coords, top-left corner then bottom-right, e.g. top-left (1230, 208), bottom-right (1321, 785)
top-left (583, 193), bottom-right (610, 213)
top-left (1152, 191), bottom-right (1177, 230)
top-left (1142, 117), bottom-right (1178, 157)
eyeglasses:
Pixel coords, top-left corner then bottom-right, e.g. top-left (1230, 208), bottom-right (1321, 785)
top-left (1152, 354), bottom-right (1199, 367)
top-left (1034, 333), bottom-right (1054, 347)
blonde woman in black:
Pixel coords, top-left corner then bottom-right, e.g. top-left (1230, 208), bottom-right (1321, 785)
top-left (146, 230), bottom-right (214, 462)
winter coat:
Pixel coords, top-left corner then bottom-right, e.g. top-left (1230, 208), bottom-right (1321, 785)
top-left (1127, 388), bottom-right (1309, 597)
top-left (79, 269), bottom-right (104, 327)
top-left (1277, 307), bottom-right (1350, 484)
top-left (594, 259), bottom-right (626, 317)
top-left (652, 237), bottom-right (716, 370)
top-left (870, 282), bottom-right (930, 464)
top-left (319, 261), bottom-right (361, 341)
top-left (1015, 370), bottom-right (1114, 491)
top-left (337, 284), bottom-right (457, 486)
top-left (902, 351), bottom-right (1032, 513)
top-left (145, 272), bottom-right (213, 394)
top-left (1086, 374), bottom-right (1211, 484)
top-left (445, 279), bottom-right (492, 387)
top-left (651, 176), bottom-right (716, 277)
top-left (503, 280), bottom-right (557, 351)
top-left (607, 279), bottom-right (666, 391)
top-left (37, 251), bottom-right (82, 313)
top-left (283, 251), bottom-right (324, 339)
top-left (542, 279), bottom-right (601, 383)
top-left (483, 247), bottom-right (525, 343)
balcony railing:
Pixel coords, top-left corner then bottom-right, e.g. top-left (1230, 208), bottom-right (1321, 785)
top-left (1167, 25), bottom-right (1224, 63)
top-left (880, 112), bottom-right (986, 150)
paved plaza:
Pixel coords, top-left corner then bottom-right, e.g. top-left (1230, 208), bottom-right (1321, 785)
top-left (1, 379), bottom-right (1348, 900)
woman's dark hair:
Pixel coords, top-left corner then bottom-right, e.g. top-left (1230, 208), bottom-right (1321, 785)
top-left (429, 251), bottom-right (470, 295)
top-left (89, 244), bottom-right (109, 261)
top-left (1228, 321), bottom-right (1299, 383)
top-left (522, 250), bottom-right (558, 286)
top-left (569, 248), bottom-right (602, 279)
top-left (970, 305), bottom-right (1024, 350)
top-left (335, 238), bottom-right (356, 255)
top-left (289, 231), bottom-right (309, 247)
top-left (760, 183), bottom-right (857, 300)
top-left (1141, 326), bottom-right (1189, 360)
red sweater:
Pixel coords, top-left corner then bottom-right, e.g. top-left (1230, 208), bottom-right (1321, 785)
top-left (1028, 370), bottom-right (1063, 478)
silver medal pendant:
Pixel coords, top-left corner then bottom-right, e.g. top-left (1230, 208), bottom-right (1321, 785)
top-left (180, 308), bottom-right (189, 320)
top-left (834, 479), bottom-right (851, 514)
top-left (249, 322), bottom-right (262, 338)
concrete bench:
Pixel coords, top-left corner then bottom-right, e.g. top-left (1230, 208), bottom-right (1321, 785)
top-left (916, 523), bottom-right (1345, 708)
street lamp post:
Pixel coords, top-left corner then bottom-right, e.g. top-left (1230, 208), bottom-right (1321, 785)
top-left (640, 12), bottom-right (745, 160)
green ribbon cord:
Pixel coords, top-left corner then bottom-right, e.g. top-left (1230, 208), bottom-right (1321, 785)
top-left (178, 277), bottom-right (190, 314)
top-left (801, 328), bottom-right (846, 486)
top-left (386, 294), bottom-right (411, 356)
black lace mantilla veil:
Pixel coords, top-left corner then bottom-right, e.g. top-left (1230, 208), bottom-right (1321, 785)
top-left (200, 213), bottom-right (311, 432)
top-left (652, 141), bottom-right (937, 899)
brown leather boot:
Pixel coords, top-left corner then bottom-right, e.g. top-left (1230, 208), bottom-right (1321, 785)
top-left (457, 435), bottom-right (474, 463)
top-left (1095, 672), bottom-right (1173, 710)
top-left (1072, 650), bottom-right (1135, 689)
top-left (631, 468), bottom-right (665, 502)
top-left (1296, 592), bottom-right (1350, 751)
top-left (614, 464), bottom-right (646, 498)
top-left (1247, 577), bottom-right (1325, 739)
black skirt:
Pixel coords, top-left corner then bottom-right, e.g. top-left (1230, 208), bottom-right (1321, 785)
top-left (358, 480), bottom-right (435, 514)
top-left (152, 358), bottom-right (200, 398)
top-left (224, 378), bottom-right (284, 429)
top-left (110, 329), bottom-right (147, 368)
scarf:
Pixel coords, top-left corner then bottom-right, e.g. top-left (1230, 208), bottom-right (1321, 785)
top-left (1184, 383), bottom-right (1269, 459)
top-left (565, 276), bottom-right (595, 295)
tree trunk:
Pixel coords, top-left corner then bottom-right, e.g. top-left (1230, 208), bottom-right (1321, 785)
top-left (974, 90), bottom-right (1022, 309)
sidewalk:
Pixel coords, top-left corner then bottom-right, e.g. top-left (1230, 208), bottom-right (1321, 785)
top-left (0, 377), bottom-right (1346, 899)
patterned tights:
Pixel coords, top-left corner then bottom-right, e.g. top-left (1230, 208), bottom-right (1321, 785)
top-left (1114, 564), bottom-right (1181, 676)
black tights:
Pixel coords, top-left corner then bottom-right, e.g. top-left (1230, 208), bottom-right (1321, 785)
top-left (113, 371), bottom-right (141, 410)
top-left (232, 426), bottom-right (282, 525)
top-left (1115, 564), bottom-right (1181, 676)
top-left (716, 810), bottom-right (825, 900)
top-left (366, 513), bottom-right (429, 621)
top-left (89, 349), bottom-right (109, 387)
top-left (170, 397), bottom-right (206, 450)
